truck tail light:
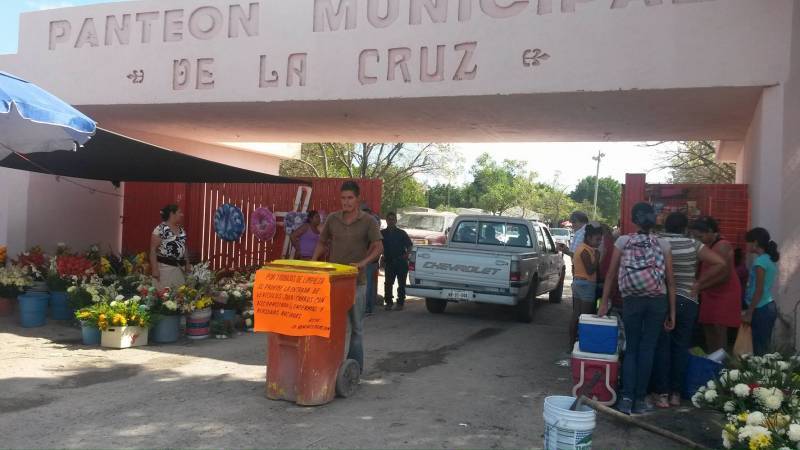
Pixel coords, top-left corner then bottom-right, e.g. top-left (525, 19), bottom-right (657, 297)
top-left (409, 261), bottom-right (416, 271)
top-left (408, 251), bottom-right (416, 272)
top-left (510, 260), bottom-right (520, 282)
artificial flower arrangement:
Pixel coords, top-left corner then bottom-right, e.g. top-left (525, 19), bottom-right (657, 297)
top-left (48, 254), bottom-right (96, 291)
top-left (139, 285), bottom-right (182, 316)
top-left (0, 265), bottom-right (32, 298)
top-left (692, 353), bottom-right (800, 450)
top-left (67, 275), bottom-right (118, 310)
top-left (74, 301), bottom-right (110, 327)
top-left (186, 261), bottom-right (213, 290)
top-left (14, 246), bottom-right (49, 281)
top-left (95, 295), bottom-right (151, 330)
top-left (212, 278), bottom-right (252, 312)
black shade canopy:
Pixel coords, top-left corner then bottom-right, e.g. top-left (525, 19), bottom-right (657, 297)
top-left (0, 128), bottom-right (306, 184)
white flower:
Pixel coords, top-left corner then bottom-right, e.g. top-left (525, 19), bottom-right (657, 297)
top-left (724, 401), bottom-right (736, 412)
top-left (707, 380), bottom-right (717, 390)
top-left (704, 390), bottom-right (718, 402)
top-left (233, 290), bottom-right (242, 298)
top-left (788, 424), bottom-right (800, 442)
top-left (721, 430), bottom-right (733, 449)
top-left (778, 361), bottom-right (791, 371)
top-left (109, 301), bottom-right (119, 307)
top-left (115, 294), bottom-right (124, 301)
top-left (164, 300), bottom-right (178, 311)
top-left (747, 412), bottom-right (765, 426)
top-left (728, 369), bottom-right (740, 381)
top-left (764, 394), bottom-right (783, 411)
top-left (733, 384), bottom-right (751, 398)
top-left (245, 318), bottom-right (253, 327)
top-left (132, 295), bottom-right (141, 302)
top-left (691, 392), bottom-right (703, 408)
top-left (765, 352), bottom-right (782, 360)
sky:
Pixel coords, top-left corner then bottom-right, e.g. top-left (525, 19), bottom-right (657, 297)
top-left (0, 0), bottom-right (673, 190)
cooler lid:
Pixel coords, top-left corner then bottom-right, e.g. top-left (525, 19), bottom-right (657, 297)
top-left (579, 314), bottom-right (618, 326)
top-left (265, 260), bottom-right (359, 278)
top-left (572, 342), bottom-right (619, 362)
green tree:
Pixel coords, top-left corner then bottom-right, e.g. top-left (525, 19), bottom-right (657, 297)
top-left (427, 183), bottom-right (467, 209)
top-left (570, 176), bottom-right (621, 224)
top-left (382, 176), bottom-right (427, 215)
top-left (280, 142), bottom-right (460, 213)
top-left (652, 141), bottom-right (736, 184)
top-left (464, 153), bottom-right (530, 215)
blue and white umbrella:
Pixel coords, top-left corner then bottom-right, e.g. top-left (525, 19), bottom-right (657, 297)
top-left (0, 71), bottom-right (96, 156)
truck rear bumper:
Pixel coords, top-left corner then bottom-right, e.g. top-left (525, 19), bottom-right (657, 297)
top-left (406, 286), bottom-right (518, 306)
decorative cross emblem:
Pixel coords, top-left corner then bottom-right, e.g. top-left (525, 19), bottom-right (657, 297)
top-left (522, 49), bottom-right (550, 67)
top-left (126, 70), bottom-right (144, 84)
top-left (130, 333), bottom-right (139, 345)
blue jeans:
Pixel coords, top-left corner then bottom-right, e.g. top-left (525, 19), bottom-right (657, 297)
top-left (622, 295), bottom-right (668, 401)
top-left (346, 285), bottom-right (366, 371)
top-left (365, 263), bottom-right (378, 313)
top-left (652, 295), bottom-right (698, 394)
top-left (752, 302), bottom-right (777, 356)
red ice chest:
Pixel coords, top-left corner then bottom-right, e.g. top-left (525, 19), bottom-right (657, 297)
top-left (571, 342), bottom-right (619, 406)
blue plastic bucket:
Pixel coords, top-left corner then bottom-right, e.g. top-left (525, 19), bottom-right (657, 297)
top-left (151, 315), bottom-right (181, 343)
top-left (81, 322), bottom-right (101, 345)
top-left (18, 293), bottom-right (49, 328)
top-left (49, 291), bottom-right (73, 320)
top-left (212, 309), bottom-right (237, 321)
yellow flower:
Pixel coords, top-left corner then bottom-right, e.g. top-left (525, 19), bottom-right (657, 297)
top-left (76, 311), bottom-right (92, 320)
top-left (112, 314), bottom-right (127, 326)
top-left (99, 257), bottom-right (111, 274)
top-left (748, 433), bottom-right (771, 450)
top-left (122, 260), bottom-right (133, 275)
top-left (738, 412), bottom-right (749, 423)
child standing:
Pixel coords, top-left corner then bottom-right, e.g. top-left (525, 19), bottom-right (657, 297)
top-left (568, 224), bottom-right (603, 350)
top-left (743, 228), bottom-right (780, 356)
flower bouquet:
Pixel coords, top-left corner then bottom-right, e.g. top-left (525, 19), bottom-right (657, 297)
top-left (0, 265), bottom-right (32, 316)
top-left (692, 353), bottom-right (800, 449)
top-left (186, 261), bottom-right (213, 290)
top-left (48, 254), bottom-right (95, 292)
top-left (14, 246), bottom-right (49, 284)
top-left (99, 296), bottom-right (152, 348)
top-left (67, 275), bottom-right (116, 310)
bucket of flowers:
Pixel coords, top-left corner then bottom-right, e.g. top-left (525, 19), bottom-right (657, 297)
top-left (182, 287), bottom-right (214, 340)
top-left (14, 246), bottom-right (49, 291)
top-left (74, 301), bottom-right (110, 345)
top-left (48, 253), bottom-right (96, 320)
top-left (692, 352), bottom-right (800, 449)
top-left (143, 286), bottom-right (183, 344)
top-left (99, 295), bottom-right (152, 349)
top-left (0, 265), bottom-right (32, 316)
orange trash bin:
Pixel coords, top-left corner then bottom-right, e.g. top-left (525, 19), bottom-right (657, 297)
top-left (255, 260), bottom-right (360, 406)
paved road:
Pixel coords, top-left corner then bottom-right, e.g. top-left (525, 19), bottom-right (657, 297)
top-left (0, 265), bottom-right (717, 449)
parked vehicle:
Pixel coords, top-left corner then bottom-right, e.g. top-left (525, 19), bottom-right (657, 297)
top-left (549, 227), bottom-right (572, 249)
top-left (406, 215), bottom-right (566, 322)
top-left (397, 211), bottom-right (458, 246)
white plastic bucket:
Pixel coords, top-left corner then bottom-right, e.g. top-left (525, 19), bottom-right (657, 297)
top-left (543, 396), bottom-right (596, 450)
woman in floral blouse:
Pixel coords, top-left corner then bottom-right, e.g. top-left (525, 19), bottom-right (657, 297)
top-left (150, 204), bottom-right (190, 290)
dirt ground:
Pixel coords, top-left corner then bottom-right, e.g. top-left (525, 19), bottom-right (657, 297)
top-left (0, 264), bottom-right (723, 449)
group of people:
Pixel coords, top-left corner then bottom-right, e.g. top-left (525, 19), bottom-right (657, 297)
top-left (566, 203), bottom-right (781, 415)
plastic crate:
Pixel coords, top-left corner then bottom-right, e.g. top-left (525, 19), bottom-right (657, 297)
top-left (101, 326), bottom-right (149, 349)
top-left (683, 353), bottom-right (723, 399)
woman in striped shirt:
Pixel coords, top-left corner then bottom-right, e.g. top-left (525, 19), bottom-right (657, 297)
top-left (650, 212), bottom-right (726, 408)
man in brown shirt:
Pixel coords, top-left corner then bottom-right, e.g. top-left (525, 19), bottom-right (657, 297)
top-left (313, 181), bottom-right (383, 372)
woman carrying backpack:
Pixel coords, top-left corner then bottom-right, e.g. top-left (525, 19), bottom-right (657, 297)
top-left (688, 217), bottom-right (742, 353)
top-left (598, 202), bottom-right (676, 415)
top-left (743, 227), bottom-right (780, 356)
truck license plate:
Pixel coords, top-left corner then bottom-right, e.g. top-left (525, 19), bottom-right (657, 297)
top-left (445, 290), bottom-right (472, 301)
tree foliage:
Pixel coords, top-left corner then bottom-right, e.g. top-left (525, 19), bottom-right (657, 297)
top-left (652, 141), bottom-right (736, 184)
top-left (570, 176), bottom-right (622, 224)
top-left (280, 142), bottom-right (458, 214)
top-left (463, 153), bottom-right (532, 215)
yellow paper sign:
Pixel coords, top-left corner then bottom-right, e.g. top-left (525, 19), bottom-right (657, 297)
top-left (253, 269), bottom-right (331, 338)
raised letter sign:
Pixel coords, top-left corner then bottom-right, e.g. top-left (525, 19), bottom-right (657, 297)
top-left (453, 42), bottom-right (478, 81)
top-left (105, 14), bottom-right (131, 46)
top-left (75, 18), bottom-right (100, 48)
top-left (189, 6), bottom-right (223, 40)
top-left (458, 0), bottom-right (473, 21)
top-left (196, 58), bottom-right (215, 89)
top-left (229, 3), bottom-right (260, 38)
top-left (358, 49), bottom-right (380, 85)
top-left (173, 59), bottom-right (191, 90)
top-left (410, 0), bottom-right (448, 25)
top-left (367, 0), bottom-right (400, 28)
top-left (611, 0), bottom-right (662, 8)
top-left (163, 9), bottom-right (184, 42)
top-left (563, 0), bottom-right (596, 12)
top-left (420, 45), bottom-right (445, 82)
top-left (259, 55), bottom-right (280, 87)
top-left (49, 20), bottom-right (71, 50)
top-left (313, 0), bottom-right (357, 32)
top-left (287, 53), bottom-right (308, 87)
top-left (387, 47), bottom-right (412, 82)
top-left (135, 12), bottom-right (159, 44)
top-left (480, 0), bottom-right (529, 18)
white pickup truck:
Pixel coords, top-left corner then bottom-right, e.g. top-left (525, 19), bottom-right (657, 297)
top-left (406, 215), bottom-right (566, 322)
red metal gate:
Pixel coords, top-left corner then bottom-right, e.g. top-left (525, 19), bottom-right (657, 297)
top-left (122, 179), bottom-right (382, 270)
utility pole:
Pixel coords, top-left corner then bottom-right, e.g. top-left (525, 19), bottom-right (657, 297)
top-left (592, 149), bottom-right (606, 220)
